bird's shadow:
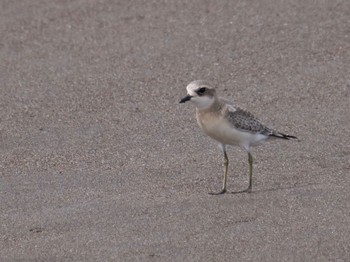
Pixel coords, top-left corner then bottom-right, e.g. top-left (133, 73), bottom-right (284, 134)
top-left (227, 183), bottom-right (320, 195)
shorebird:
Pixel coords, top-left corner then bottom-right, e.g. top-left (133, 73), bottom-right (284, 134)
top-left (179, 80), bottom-right (297, 194)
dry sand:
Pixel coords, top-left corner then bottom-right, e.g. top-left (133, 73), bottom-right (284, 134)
top-left (1, 1), bottom-right (350, 261)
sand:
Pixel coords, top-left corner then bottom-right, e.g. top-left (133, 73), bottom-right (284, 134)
top-left (1, 1), bottom-right (350, 261)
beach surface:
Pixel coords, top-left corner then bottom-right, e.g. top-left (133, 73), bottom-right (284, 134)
top-left (1, 1), bottom-right (350, 261)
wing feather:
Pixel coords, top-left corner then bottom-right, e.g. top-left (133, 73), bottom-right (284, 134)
top-left (224, 105), bottom-right (273, 135)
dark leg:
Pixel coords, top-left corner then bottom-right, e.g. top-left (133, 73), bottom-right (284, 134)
top-left (244, 152), bottom-right (253, 193)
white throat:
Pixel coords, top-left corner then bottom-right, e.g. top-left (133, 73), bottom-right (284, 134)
top-left (191, 96), bottom-right (215, 109)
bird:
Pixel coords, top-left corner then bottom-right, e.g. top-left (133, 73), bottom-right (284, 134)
top-left (179, 80), bottom-right (297, 194)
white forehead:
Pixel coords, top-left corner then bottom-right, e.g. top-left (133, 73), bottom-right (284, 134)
top-left (186, 83), bottom-right (199, 96)
top-left (186, 80), bottom-right (211, 96)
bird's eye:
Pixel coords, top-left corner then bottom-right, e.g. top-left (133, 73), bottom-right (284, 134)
top-left (197, 87), bottom-right (206, 95)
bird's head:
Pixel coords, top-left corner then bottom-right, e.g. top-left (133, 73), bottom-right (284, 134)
top-left (179, 80), bottom-right (217, 109)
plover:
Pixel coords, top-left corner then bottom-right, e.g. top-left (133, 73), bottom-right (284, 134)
top-left (179, 80), bottom-right (297, 194)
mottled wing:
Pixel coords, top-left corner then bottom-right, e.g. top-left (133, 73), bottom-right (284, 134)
top-left (225, 105), bottom-right (273, 135)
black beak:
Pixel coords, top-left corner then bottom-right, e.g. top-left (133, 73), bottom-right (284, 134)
top-left (179, 95), bottom-right (192, 103)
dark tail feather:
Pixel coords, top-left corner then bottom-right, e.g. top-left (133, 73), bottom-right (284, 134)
top-left (270, 131), bottom-right (297, 140)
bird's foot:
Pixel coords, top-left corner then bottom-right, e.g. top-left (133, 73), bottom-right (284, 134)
top-left (208, 188), bottom-right (227, 195)
top-left (242, 187), bottom-right (252, 193)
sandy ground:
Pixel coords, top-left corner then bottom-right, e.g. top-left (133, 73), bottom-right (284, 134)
top-left (1, 0), bottom-right (350, 261)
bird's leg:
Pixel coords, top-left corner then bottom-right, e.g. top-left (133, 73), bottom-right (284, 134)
top-left (222, 149), bottom-right (229, 193)
top-left (245, 152), bottom-right (253, 193)
top-left (209, 145), bottom-right (228, 195)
